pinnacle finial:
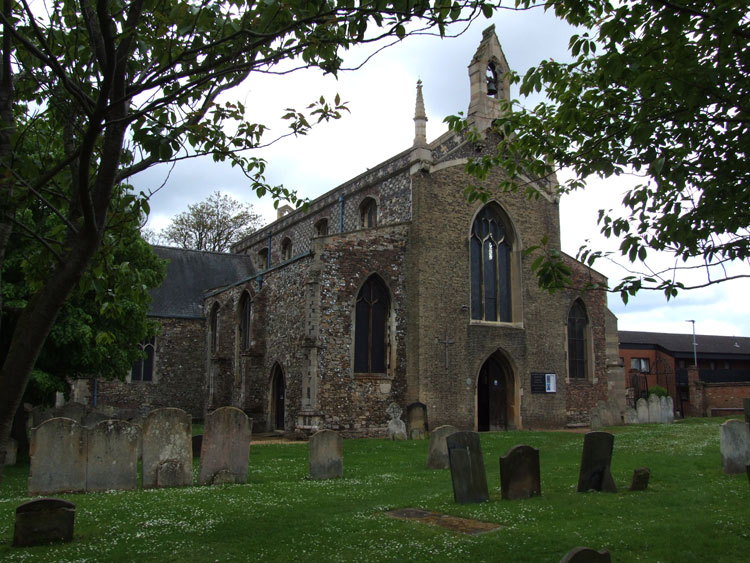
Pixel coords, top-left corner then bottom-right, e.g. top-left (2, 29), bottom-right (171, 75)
top-left (413, 79), bottom-right (427, 147)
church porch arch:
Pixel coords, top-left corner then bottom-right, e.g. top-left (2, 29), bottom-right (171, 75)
top-left (268, 363), bottom-right (286, 432)
top-left (476, 351), bottom-right (519, 431)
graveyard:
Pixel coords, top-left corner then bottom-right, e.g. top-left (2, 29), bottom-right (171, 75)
top-left (1, 417), bottom-right (749, 562)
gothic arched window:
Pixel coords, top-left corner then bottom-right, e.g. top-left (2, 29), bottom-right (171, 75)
top-left (470, 204), bottom-right (512, 322)
top-left (238, 291), bottom-right (252, 351)
top-left (568, 300), bottom-right (589, 379)
top-left (131, 338), bottom-right (155, 382)
top-left (281, 237), bottom-right (292, 261)
top-left (359, 197), bottom-right (377, 228)
top-left (354, 275), bottom-right (390, 373)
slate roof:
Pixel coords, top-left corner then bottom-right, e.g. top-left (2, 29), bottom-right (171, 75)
top-left (149, 245), bottom-right (256, 319)
top-left (619, 330), bottom-right (750, 358)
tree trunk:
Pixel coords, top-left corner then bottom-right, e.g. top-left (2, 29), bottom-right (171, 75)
top-left (0, 233), bottom-right (100, 482)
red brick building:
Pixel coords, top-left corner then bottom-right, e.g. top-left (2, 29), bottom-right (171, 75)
top-left (619, 331), bottom-right (750, 417)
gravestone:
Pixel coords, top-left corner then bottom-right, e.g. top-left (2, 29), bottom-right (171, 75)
top-left (13, 498), bottom-right (75, 547)
top-left (560, 546), bottom-right (612, 563)
top-left (624, 408), bottom-right (638, 425)
top-left (4, 437), bottom-right (17, 466)
top-left (447, 432), bottom-right (489, 504)
top-left (29, 418), bottom-right (87, 495)
top-left (192, 434), bottom-right (203, 458)
top-left (499, 444), bottom-right (541, 500)
top-left (597, 400), bottom-right (613, 427)
top-left (659, 396), bottom-right (670, 423)
top-left (406, 402), bottom-right (428, 440)
top-left (647, 394), bottom-right (660, 423)
top-left (636, 398), bottom-right (649, 424)
top-left (86, 420), bottom-right (139, 492)
top-left (142, 408), bottom-right (192, 488)
top-left (309, 429), bottom-right (343, 479)
top-left (629, 467), bottom-right (650, 491)
top-left (425, 425), bottom-right (459, 469)
top-left (589, 408), bottom-right (602, 430)
top-left (577, 431), bottom-right (617, 493)
top-left (720, 419), bottom-right (750, 474)
top-left (198, 407), bottom-right (252, 486)
top-left (386, 402), bottom-right (407, 440)
top-left (744, 398), bottom-right (750, 424)
top-left (666, 396), bottom-right (675, 423)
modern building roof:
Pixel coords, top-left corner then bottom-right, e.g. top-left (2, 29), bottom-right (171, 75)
top-left (619, 330), bottom-right (750, 358)
top-left (149, 245), bottom-right (256, 319)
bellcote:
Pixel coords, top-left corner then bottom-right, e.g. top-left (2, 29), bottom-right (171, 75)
top-left (467, 25), bottom-right (511, 134)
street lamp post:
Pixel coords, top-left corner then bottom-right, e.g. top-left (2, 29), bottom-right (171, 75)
top-left (686, 320), bottom-right (698, 367)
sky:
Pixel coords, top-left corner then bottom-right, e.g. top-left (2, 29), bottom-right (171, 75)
top-left (133, 7), bottom-right (750, 339)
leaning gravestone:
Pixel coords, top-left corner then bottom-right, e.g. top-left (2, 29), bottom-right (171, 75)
top-left (13, 498), bottom-right (76, 547)
top-left (386, 402), bottom-right (407, 440)
top-left (4, 437), bottom-right (18, 466)
top-left (309, 429), bottom-right (343, 479)
top-left (624, 408), bottom-right (638, 425)
top-left (560, 546), bottom-right (612, 563)
top-left (500, 444), bottom-right (541, 500)
top-left (647, 394), bottom-right (660, 423)
top-left (86, 420), bottom-right (139, 492)
top-left (406, 402), bottom-right (428, 440)
top-left (636, 398), bottom-right (649, 424)
top-left (577, 431), bottom-right (617, 493)
top-left (629, 467), bottom-right (650, 491)
top-left (425, 425), bottom-right (459, 469)
top-left (447, 432), bottom-right (489, 503)
top-left (720, 419), bottom-right (750, 474)
top-left (142, 408), bottom-right (192, 488)
top-left (29, 418), bottom-right (87, 495)
top-left (198, 406), bottom-right (252, 485)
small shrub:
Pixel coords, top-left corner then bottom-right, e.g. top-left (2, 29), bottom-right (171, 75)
top-left (648, 385), bottom-right (669, 398)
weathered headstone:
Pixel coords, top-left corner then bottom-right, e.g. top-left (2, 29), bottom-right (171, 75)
top-left (647, 394), bottom-right (660, 423)
top-left (636, 398), bottom-right (649, 424)
top-left (142, 408), bottom-right (193, 488)
top-left (309, 429), bottom-right (343, 479)
top-left (744, 398), bottom-right (750, 424)
top-left (192, 434), bottom-right (203, 458)
top-left (4, 437), bottom-right (18, 466)
top-left (500, 444), bottom-right (541, 500)
top-left (659, 396), bottom-right (670, 423)
top-left (624, 408), bottom-right (638, 425)
top-left (86, 420), bottom-right (139, 492)
top-left (589, 408), bottom-right (602, 430)
top-left (577, 431), bottom-right (617, 493)
top-left (425, 425), bottom-right (459, 469)
top-left (666, 396), bottom-right (675, 424)
top-left (29, 418), bottom-right (87, 495)
top-left (198, 407), bottom-right (252, 486)
top-left (447, 432), bottom-right (489, 504)
top-left (386, 402), bottom-right (407, 440)
top-left (560, 546), bottom-right (612, 563)
top-left (13, 498), bottom-right (75, 547)
top-left (597, 400), bottom-right (613, 427)
top-left (406, 402), bottom-right (428, 440)
top-left (629, 467), bottom-right (650, 491)
top-left (720, 419), bottom-right (750, 474)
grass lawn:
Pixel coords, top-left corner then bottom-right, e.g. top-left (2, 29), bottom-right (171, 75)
top-left (1, 417), bottom-right (749, 562)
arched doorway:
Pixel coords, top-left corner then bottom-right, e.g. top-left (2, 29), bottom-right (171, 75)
top-left (270, 364), bottom-right (285, 431)
top-left (477, 355), bottom-right (514, 431)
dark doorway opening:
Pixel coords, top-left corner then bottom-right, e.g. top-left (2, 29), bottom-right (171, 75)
top-left (477, 356), bottom-right (510, 431)
top-left (271, 365), bottom-right (285, 431)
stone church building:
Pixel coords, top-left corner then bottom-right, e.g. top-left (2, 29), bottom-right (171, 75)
top-left (96, 27), bottom-right (625, 435)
